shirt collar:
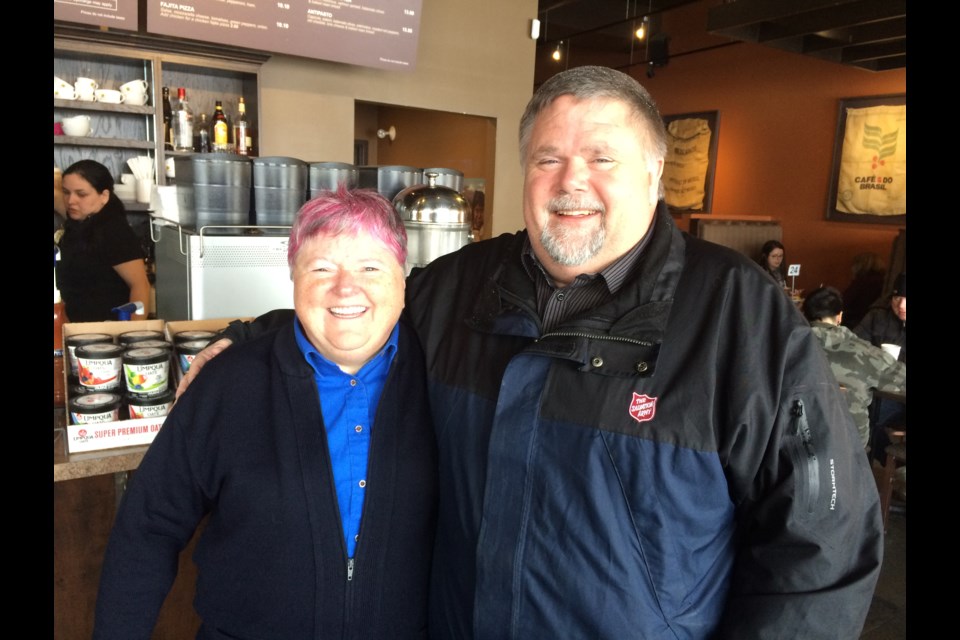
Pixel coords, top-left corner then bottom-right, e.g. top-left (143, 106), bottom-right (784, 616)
top-left (520, 223), bottom-right (653, 294)
top-left (294, 316), bottom-right (400, 377)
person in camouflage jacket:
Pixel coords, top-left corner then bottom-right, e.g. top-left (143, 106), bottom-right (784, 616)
top-left (803, 286), bottom-right (907, 447)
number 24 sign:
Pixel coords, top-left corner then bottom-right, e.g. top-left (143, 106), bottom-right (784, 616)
top-left (787, 264), bottom-right (801, 277)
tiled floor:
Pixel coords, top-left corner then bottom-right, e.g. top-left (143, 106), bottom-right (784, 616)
top-left (860, 502), bottom-right (906, 639)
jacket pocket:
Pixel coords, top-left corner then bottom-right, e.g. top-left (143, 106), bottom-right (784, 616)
top-left (786, 398), bottom-right (820, 519)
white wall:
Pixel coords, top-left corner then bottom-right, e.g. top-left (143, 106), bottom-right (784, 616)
top-left (258, 0), bottom-right (538, 236)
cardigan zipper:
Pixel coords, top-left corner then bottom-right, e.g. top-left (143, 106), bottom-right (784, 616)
top-left (347, 557), bottom-right (355, 581)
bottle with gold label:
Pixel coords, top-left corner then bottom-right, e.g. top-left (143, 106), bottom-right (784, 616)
top-left (234, 97), bottom-right (250, 156)
top-left (212, 100), bottom-right (229, 152)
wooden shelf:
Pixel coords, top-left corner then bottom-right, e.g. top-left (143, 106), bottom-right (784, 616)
top-left (54, 98), bottom-right (154, 115)
top-left (54, 135), bottom-right (156, 150)
top-left (56, 37), bottom-right (261, 188)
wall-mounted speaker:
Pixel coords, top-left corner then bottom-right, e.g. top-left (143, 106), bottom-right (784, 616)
top-left (649, 33), bottom-right (670, 66)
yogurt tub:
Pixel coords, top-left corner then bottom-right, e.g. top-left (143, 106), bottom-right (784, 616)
top-left (69, 383), bottom-right (95, 397)
top-left (172, 330), bottom-right (218, 345)
top-left (118, 330), bottom-right (166, 348)
top-left (176, 339), bottom-right (213, 376)
top-left (123, 347), bottom-right (171, 398)
top-left (127, 389), bottom-right (175, 419)
top-left (76, 343), bottom-right (125, 391)
top-left (130, 339), bottom-right (174, 353)
top-left (69, 392), bottom-right (122, 425)
top-left (65, 333), bottom-right (114, 379)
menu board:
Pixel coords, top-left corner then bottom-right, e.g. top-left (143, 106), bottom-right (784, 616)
top-left (147, 0), bottom-right (424, 71)
top-left (54, 0), bottom-right (139, 31)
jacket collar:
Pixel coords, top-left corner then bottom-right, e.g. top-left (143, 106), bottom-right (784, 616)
top-left (472, 201), bottom-right (685, 344)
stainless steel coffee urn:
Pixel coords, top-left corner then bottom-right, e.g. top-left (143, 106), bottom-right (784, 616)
top-left (393, 172), bottom-right (473, 275)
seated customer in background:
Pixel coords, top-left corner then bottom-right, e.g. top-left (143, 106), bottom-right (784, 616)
top-left (93, 187), bottom-right (438, 639)
top-left (854, 271), bottom-right (906, 363)
top-left (841, 252), bottom-right (886, 329)
top-left (802, 286), bottom-right (906, 449)
top-left (755, 239), bottom-right (787, 289)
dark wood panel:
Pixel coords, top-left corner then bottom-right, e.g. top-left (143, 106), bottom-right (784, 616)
top-left (53, 472), bottom-right (203, 639)
top-left (54, 474), bottom-right (116, 640)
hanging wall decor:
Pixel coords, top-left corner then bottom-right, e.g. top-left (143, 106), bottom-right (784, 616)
top-left (661, 110), bottom-right (720, 214)
top-left (826, 94), bottom-right (906, 224)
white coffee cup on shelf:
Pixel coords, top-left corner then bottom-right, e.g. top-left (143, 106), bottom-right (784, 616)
top-left (880, 343), bottom-right (901, 360)
top-left (75, 80), bottom-right (97, 102)
top-left (54, 75), bottom-right (72, 93)
top-left (55, 85), bottom-right (76, 100)
top-left (124, 91), bottom-right (149, 106)
top-left (120, 79), bottom-right (149, 105)
top-left (61, 115), bottom-right (91, 137)
top-left (95, 88), bottom-right (125, 104)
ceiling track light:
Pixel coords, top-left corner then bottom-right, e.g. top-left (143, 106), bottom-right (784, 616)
top-left (552, 41), bottom-right (562, 61)
top-left (635, 16), bottom-right (648, 40)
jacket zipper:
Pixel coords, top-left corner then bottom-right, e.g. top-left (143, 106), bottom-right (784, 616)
top-left (791, 399), bottom-right (820, 514)
top-left (346, 557), bottom-right (355, 581)
top-left (538, 330), bottom-right (654, 347)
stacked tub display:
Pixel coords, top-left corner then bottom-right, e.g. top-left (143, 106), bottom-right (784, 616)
top-left (174, 154), bottom-right (252, 227)
top-left (252, 156), bottom-right (309, 226)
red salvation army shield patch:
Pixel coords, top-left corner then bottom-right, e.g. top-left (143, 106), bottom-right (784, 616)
top-left (629, 393), bottom-right (657, 423)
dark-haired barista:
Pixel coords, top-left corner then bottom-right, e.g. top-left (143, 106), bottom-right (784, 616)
top-left (57, 159), bottom-right (150, 321)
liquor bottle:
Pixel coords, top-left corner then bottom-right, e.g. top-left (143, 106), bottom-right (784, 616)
top-left (172, 87), bottom-right (194, 152)
top-left (234, 97), bottom-right (250, 156)
top-left (161, 86), bottom-right (174, 150)
top-left (195, 112), bottom-right (211, 153)
top-left (54, 249), bottom-right (66, 408)
top-left (212, 100), bottom-right (229, 152)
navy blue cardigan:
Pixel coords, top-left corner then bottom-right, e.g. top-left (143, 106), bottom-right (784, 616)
top-left (94, 320), bottom-right (437, 639)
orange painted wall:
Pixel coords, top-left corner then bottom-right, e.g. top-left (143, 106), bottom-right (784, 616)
top-left (637, 41), bottom-right (906, 294)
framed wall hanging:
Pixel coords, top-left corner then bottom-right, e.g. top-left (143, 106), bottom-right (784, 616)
top-left (826, 94), bottom-right (906, 224)
top-left (662, 110), bottom-right (720, 214)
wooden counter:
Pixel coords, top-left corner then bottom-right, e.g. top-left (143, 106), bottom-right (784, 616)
top-left (53, 408), bottom-right (200, 639)
top-left (53, 414), bottom-right (149, 482)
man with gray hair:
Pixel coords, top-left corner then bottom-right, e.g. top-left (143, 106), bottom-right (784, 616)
top-left (183, 65), bottom-right (883, 639)
top-left (409, 65), bottom-right (882, 639)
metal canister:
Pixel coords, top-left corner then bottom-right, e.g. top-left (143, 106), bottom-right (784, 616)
top-left (393, 172), bottom-right (473, 275)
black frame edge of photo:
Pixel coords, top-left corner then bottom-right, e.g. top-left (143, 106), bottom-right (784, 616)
top-left (662, 110), bottom-right (720, 215)
top-left (825, 94), bottom-right (906, 225)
